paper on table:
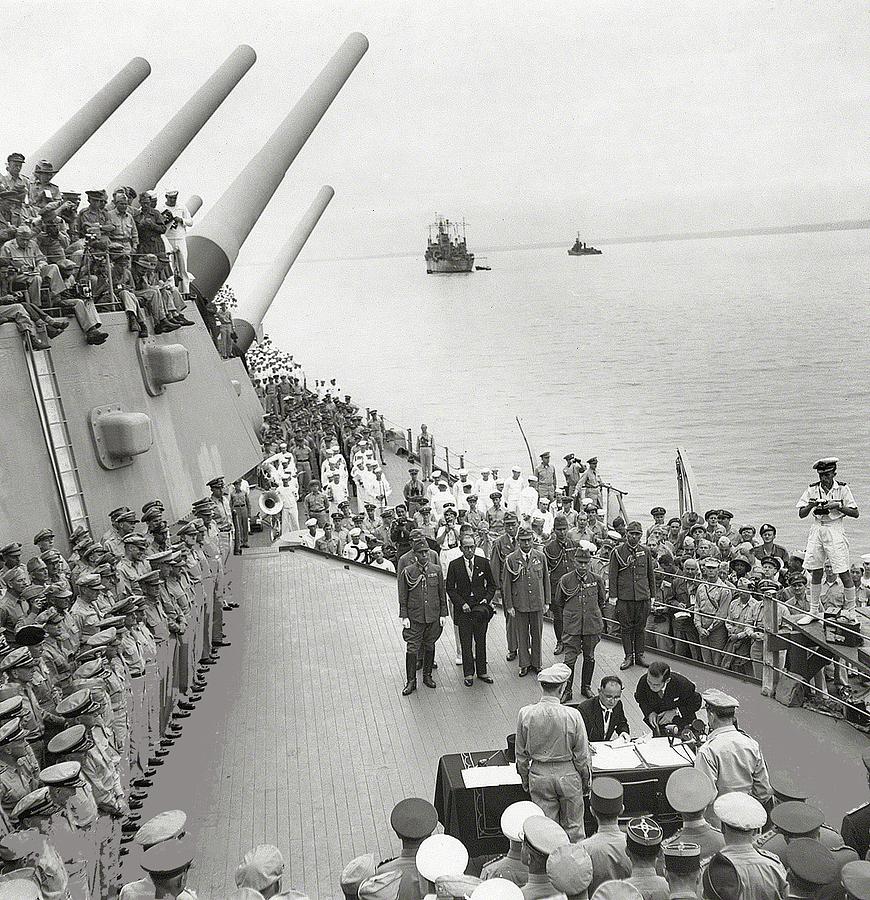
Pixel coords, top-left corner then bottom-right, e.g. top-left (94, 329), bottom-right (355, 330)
top-left (462, 765), bottom-right (523, 789)
top-left (590, 744), bottom-right (642, 771)
top-left (634, 737), bottom-right (695, 768)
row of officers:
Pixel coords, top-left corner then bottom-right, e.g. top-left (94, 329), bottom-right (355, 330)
top-left (0, 477), bottom-right (236, 898)
top-left (335, 764), bottom-right (870, 900)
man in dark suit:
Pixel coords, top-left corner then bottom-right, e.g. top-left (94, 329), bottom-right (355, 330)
top-left (576, 675), bottom-right (631, 743)
top-left (634, 661), bottom-right (702, 734)
top-left (446, 532), bottom-right (498, 686)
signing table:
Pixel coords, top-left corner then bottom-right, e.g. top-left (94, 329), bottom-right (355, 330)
top-left (434, 738), bottom-right (694, 857)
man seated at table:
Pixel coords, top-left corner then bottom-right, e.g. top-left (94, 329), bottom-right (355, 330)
top-left (634, 661), bottom-right (702, 736)
top-left (571, 675), bottom-right (630, 743)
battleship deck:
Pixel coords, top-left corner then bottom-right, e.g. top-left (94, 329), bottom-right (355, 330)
top-left (122, 541), bottom-right (870, 898)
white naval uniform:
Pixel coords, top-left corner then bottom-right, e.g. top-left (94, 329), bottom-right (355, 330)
top-left (797, 480), bottom-right (857, 573)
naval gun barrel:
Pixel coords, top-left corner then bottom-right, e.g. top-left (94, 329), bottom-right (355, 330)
top-left (29, 57), bottom-right (151, 175)
top-left (186, 195), bottom-right (203, 217)
top-left (187, 32), bottom-right (368, 302)
top-left (107, 45), bottom-right (256, 194)
top-left (234, 184), bottom-right (334, 352)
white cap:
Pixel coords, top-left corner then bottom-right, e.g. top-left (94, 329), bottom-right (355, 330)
top-left (458, 469), bottom-right (468, 476)
top-left (432, 470), bottom-right (442, 478)
top-left (713, 792), bottom-right (767, 830)
top-left (305, 518), bottom-right (318, 527)
top-left (470, 879), bottom-right (524, 899)
top-left (500, 801), bottom-right (545, 842)
top-left (861, 554), bottom-right (870, 564)
top-left (511, 466), bottom-right (521, 473)
top-left (415, 835), bottom-right (468, 883)
top-left (480, 468), bottom-right (491, 474)
top-left (528, 475), bottom-right (538, 483)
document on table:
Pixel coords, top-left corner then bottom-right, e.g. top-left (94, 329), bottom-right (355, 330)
top-left (633, 737), bottom-right (695, 768)
top-left (590, 743), bottom-right (643, 771)
top-left (462, 765), bottom-right (523, 788)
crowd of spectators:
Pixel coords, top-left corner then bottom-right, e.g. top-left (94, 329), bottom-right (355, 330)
top-left (0, 475), bottom-right (238, 898)
top-left (0, 151), bottom-right (197, 350)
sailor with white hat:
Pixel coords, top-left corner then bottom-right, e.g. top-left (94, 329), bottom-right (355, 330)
top-left (503, 467), bottom-right (524, 514)
top-left (415, 834), bottom-right (469, 892)
top-left (797, 456), bottom-right (859, 621)
top-left (474, 469), bottom-right (495, 511)
top-left (479, 800), bottom-right (544, 885)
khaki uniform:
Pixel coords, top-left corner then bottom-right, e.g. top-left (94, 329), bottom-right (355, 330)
top-left (480, 848), bottom-right (528, 886)
top-left (715, 843), bottom-right (787, 900)
top-left (582, 823), bottom-right (631, 894)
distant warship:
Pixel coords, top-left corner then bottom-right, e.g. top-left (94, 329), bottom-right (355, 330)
top-left (568, 233), bottom-right (602, 255)
top-left (425, 217), bottom-right (474, 273)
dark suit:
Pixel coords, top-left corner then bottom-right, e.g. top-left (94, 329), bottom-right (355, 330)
top-left (634, 671), bottom-right (702, 732)
top-left (446, 554), bottom-right (497, 677)
top-left (576, 697), bottom-right (630, 743)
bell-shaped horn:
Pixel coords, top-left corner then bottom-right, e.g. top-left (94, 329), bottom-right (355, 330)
top-left (259, 490), bottom-right (283, 516)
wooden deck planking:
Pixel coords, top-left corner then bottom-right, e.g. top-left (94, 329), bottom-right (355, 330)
top-left (122, 544), bottom-right (870, 899)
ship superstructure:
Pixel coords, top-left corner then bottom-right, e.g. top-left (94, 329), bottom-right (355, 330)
top-left (425, 217), bottom-right (474, 273)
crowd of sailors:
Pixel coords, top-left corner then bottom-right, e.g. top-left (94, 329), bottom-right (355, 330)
top-left (0, 150), bottom-right (239, 356)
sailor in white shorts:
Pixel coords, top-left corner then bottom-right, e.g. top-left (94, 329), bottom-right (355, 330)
top-left (797, 457), bottom-right (859, 622)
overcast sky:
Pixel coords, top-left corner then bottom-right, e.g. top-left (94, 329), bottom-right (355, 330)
top-left (4, 0), bottom-right (867, 281)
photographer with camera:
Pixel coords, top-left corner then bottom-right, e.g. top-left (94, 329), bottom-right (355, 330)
top-left (797, 457), bottom-right (859, 624)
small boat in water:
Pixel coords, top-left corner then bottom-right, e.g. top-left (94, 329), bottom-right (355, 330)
top-left (568, 233), bottom-right (602, 255)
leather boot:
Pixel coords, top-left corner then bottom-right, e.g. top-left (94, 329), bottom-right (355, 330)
top-left (402, 652), bottom-right (417, 696)
top-left (422, 646), bottom-right (436, 689)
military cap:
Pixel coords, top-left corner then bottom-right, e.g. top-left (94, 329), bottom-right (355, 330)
top-left (713, 792), bottom-right (766, 830)
top-left (32, 529), bottom-right (54, 544)
top-left (11, 788), bottom-right (54, 822)
top-left (435, 873), bottom-right (482, 898)
top-left (626, 816), bottom-right (663, 849)
top-left (13, 624), bottom-right (44, 647)
top-left (39, 760), bottom-right (83, 787)
top-left (115, 510), bottom-right (138, 523)
top-left (0, 543), bottom-right (21, 556)
top-left (757, 578), bottom-right (781, 594)
top-left (85, 189), bottom-right (108, 201)
top-left (408, 466), bottom-right (419, 473)
top-left (390, 797), bottom-right (438, 840)
top-left (589, 880), bottom-right (642, 898)
top-left (702, 688), bottom-right (739, 710)
top-left (142, 507), bottom-right (165, 523)
top-left (7, 152), bottom-right (25, 162)
top-left (546, 842), bottom-right (593, 894)
top-left (699, 556), bottom-right (720, 570)
top-left (235, 844), bottom-right (285, 891)
top-left (503, 511), bottom-right (518, 523)
top-left (358, 870), bottom-right (402, 900)
top-left (47, 724), bottom-right (91, 756)
top-left (813, 457), bottom-right (839, 470)
top-left (489, 491), bottom-right (502, 500)
top-left (574, 547), bottom-right (592, 562)
top-left (411, 534), bottom-right (429, 550)
top-left (146, 550), bottom-right (173, 565)
top-left (340, 853), bottom-right (376, 897)
top-left (523, 816), bottom-right (569, 856)
top-left (86, 627), bottom-right (118, 647)
top-left (34, 608), bottom-right (62, 627)
top-left (625, 521), bottom-right (643, 534)
top-left (134, 254), bottom-right (157, 269)
top-left (785, 837), bottom-right (840, 887)
top-left (500, 800), bottom-right (545, 842)
top-left (0, 876), bottom-right (40, 899)
top-left (527, 475), bottom-right (538, 483)
top-left (665, 767), bottom-right (716, 814)
top-left (662, 841), bottom-right (701, 874)
top-left (108, 506), bottom-right (131, 520)
top-left (650, 506), bottom-right (666, 516)
top-left (18, 585), bottom-right (46, 604)
top-left (107, 241), bottom-right (129, 257)
top-left (75, 572), bottom-right (102, 588)
top-left (516, 527), bottom-right (533, 539)
top-left (701, 853), bottom-right (741, 900)
top-left (206, 476), bottom-right (224, 487)
top-left (140, 834), bottom-right (195, 876)
top-left (0, 698), bottom-right (24, 720)
top-left (769, 771), bottom-right (808, 804)
top-left (0, 648), bottom-right (35, 671)
top-left (470, 880), bottom-right (523, 899)
top-left (122, 533), bottom-right (148, 546)
top-left (56, 688), bottom-right (100, 718)
top-left (415, 834), bottom-right (469, 882)
top-left (142, 499), bottom-right (164, 513)
top-left (842, 860), bottom-right (870, 899)
top-left (75, 648), bottom-right (105, 665)
top-left (590, 777), bottom-right (624, 815)
top-left (760, 555), bottom-right (782, 570)
top-left (771, 800), bottom-right (825, 836)
top-left (134, 809), bottom-right (187, 848)
top-left (135, 571), bottom-right (162, 586)
top-left (552, 514), bottom-right (568, 528)
top-left (538, 663), bottom-right (571, 685)
top-left (789, 571), bottom-right (807, 587)
top-left (0, 718), bottom-right (27, 746)
top-left (176, 522), bottom-right (198, 536)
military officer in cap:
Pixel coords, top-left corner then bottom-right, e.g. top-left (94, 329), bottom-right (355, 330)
top-left (480, 801), bottom-right (544, 886)
top-left (398, 538), bottom-right (447, 695)
top-left (489, 510), bottom-right (519, 661)
top-left (534, 453), bottom-right (557, 503)
top-left (838, 860), bottom-right (870, 900)
top-left (120, 809), bottom-right (190, 897)
top-left (664, 768), bottom-right (725, 864)
top-left (608, 521), bottom-right (656, 669)
top-left (377, 797), bottom-right (438, 899)
top-left (709, 792), bottom-right (787, 900)
top-left (841, 748), bottom-right (870, 860)
top-left (798, 457), bottom-right (860, 622)
top-left (555, 547), bottom-right (606, 702)
top-left (516, 664), bottom-right (591, 841)
top-left (784, 837), bottom-right (845, 898)
top-left (519, 816), bottom-right (569, 899)
top-left (340, 853), bottom-right (377, 898)
top-left (694, 689), bottom-right (772, 825)
top-left (544, 515), bottom-right (576, 656)
top-left (0, 718), bottom-right (40, 827)
top-left (755, 800), bottom-right (855, 867)
top-left (662, 842), bottom-right (702, 899)
top-left (359, 870), bottom-right (402, 900)
top-left (235, 843), bottom-right (296, 897)
top-left (582, 777), bottom-right (631, 893)
top-left (545, 841), bottom-right (593, 899)
top-left (624, 816), bottom-right (669, 898)
top-left (502, 529), bottom-right (550, 675)
top-left (139, 834), bottom-right (196, 899)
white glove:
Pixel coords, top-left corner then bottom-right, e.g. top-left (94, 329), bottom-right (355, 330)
top-left (401, 618), bottom-right (410, 629)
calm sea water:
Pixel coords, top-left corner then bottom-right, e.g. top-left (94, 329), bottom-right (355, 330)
top-left (266, 229), bottom-right (869, 552)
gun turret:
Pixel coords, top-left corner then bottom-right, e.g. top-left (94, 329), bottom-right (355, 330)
top-left (234, 185), bottom-right (334, 352)
top-left (107, 45), bottom-right (256, 195)
top-left (29, 58), bottom-right (151, 176)
top-left (187, 32), bottom-right (368, 303)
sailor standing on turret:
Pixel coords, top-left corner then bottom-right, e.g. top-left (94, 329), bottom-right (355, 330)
top-left (797, 457), bottom-right (859, 623)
